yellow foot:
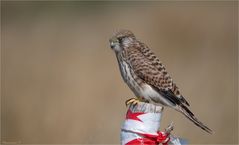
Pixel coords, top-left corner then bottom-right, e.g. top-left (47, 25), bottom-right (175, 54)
top-left (125, 98), bottom-right (141, 106)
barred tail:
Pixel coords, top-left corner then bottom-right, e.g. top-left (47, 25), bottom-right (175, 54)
top-left (178, 104), bottom-right (213, 134)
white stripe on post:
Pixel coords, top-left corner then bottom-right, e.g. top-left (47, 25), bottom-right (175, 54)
top-left (120, 102), bottom-right (187, 145)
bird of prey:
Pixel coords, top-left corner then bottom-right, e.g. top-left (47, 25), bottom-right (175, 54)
top-left (109, 30), bottom-right (212, 134)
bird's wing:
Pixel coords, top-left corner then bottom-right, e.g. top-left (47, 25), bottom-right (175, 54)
top-left (125, 43), bottom-right (190, 106)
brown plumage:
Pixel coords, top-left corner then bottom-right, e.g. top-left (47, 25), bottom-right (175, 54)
top-left (109, 29), bottom-right (212, 134)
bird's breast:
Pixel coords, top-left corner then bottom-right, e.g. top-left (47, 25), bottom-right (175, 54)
top-left (117, 58), bottom-right (143, 97)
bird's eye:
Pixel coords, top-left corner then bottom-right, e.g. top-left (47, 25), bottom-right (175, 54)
top-left (118, 37), bottom-right (124, 43)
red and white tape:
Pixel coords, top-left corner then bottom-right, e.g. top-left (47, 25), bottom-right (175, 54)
top-left (121, 102), bottom-right (187, 145)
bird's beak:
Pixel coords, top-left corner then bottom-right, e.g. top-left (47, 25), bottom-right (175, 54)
top-left (109, 37), bottom-right (118, 49)
top-left (110, 41), bottom-right (115, 49)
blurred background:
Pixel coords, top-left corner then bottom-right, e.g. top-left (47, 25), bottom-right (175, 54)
top-left (1, 1), bottom-right (238, 144)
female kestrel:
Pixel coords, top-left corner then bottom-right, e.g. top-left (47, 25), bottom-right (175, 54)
top-left (109, 30), bottom-right (212, 134)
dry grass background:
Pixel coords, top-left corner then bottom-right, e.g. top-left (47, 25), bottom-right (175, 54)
top-left (1, 1), bottom-right (238, 144)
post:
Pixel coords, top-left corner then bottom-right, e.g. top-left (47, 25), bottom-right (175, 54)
top-left (121, 102), bottom-right (187, 145)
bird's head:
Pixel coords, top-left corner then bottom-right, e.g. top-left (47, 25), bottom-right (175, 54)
top-left (109, 30), bottom-right (136, 53)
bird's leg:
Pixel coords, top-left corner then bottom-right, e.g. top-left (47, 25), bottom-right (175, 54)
top-left (125, 97), bottom-right (143, 106)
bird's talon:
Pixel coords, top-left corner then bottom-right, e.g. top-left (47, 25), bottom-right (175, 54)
top-left (125, 98), bottom-right (141, 106)
top-left (132, 99), bottom-right (140, 105)
top-left (125, 98), bottom-right (132, 106)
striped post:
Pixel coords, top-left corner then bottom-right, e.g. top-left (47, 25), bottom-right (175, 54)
top-left (121, 102), bottom-right (187, 145)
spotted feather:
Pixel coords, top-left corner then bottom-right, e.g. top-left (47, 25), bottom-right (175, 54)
top-left (125, 43), bottom-right (190, 106)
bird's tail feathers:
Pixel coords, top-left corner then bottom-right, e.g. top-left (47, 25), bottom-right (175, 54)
top-left (178, 105), bottom-right (213, 134)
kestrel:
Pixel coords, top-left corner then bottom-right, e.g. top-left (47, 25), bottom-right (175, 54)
top-left (109, 30), bottom-right (212, 134)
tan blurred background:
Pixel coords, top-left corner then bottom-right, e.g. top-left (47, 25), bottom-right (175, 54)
top-left (1, 1), bottom-right (238, 144)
